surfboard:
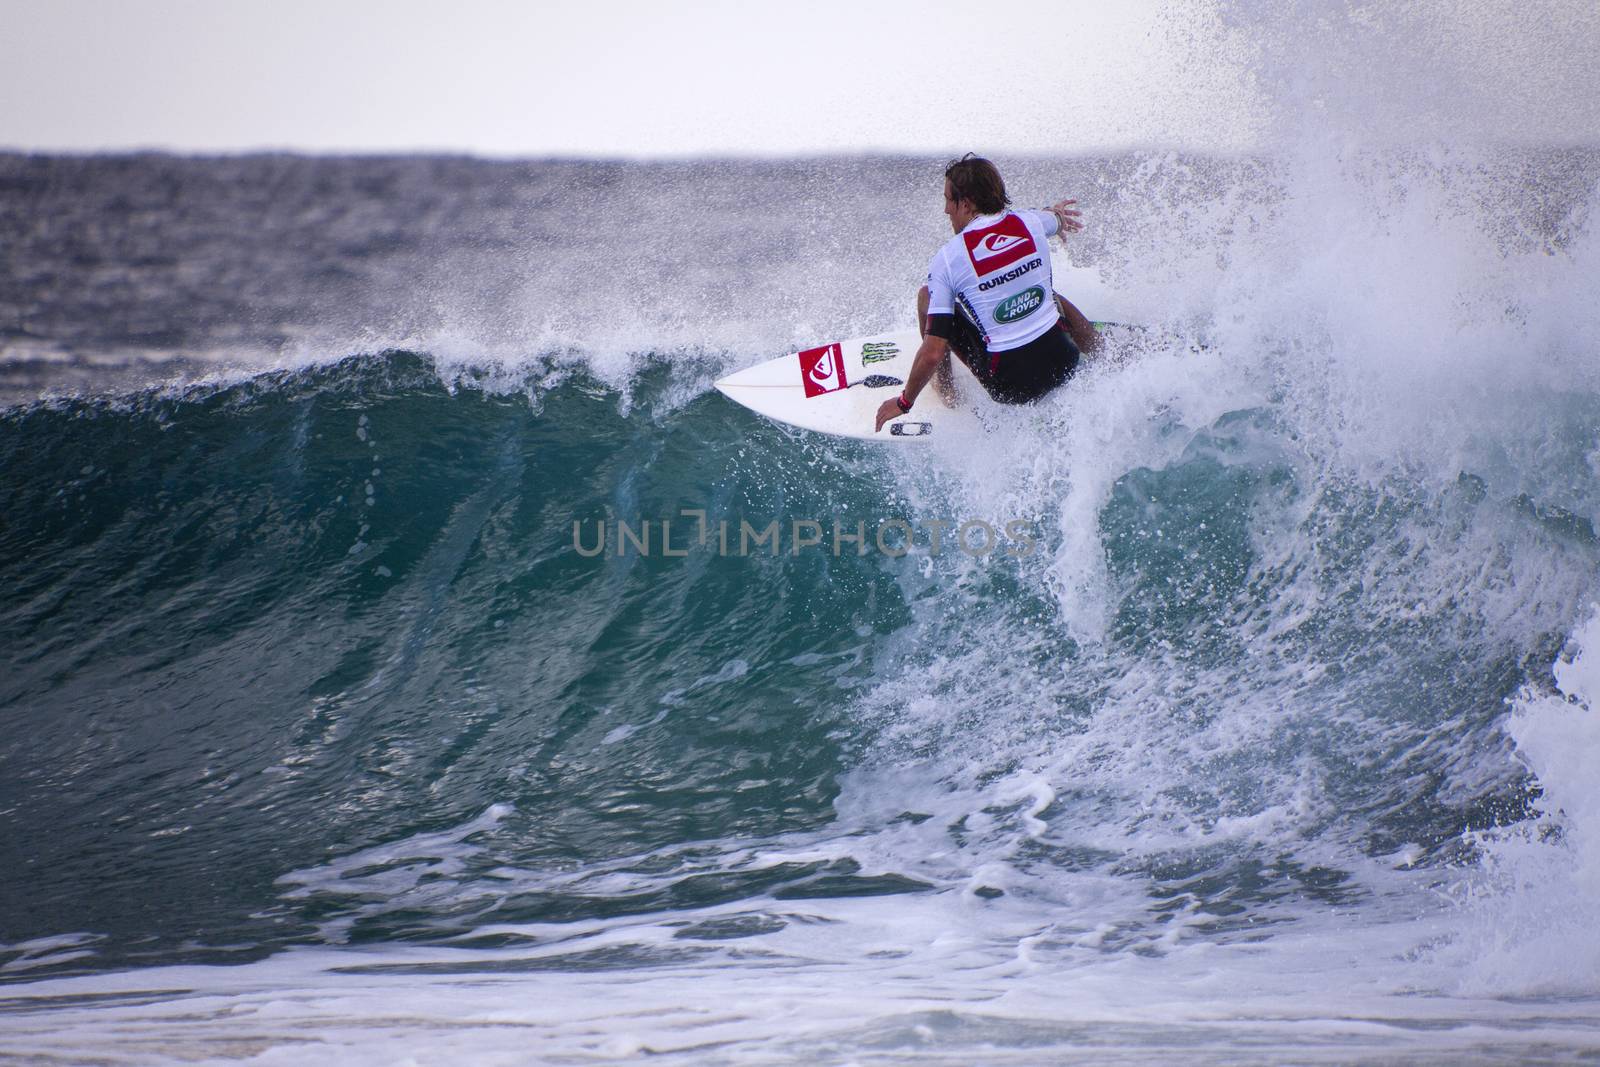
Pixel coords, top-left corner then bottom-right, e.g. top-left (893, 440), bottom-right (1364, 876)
top-left (714, 328), bottom-right (982, 443)
top-left (717, 262), bottom-right (1134, 442)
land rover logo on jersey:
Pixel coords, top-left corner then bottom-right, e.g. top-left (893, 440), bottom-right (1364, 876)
top-left (995, 286), bottom-right (1046, 323)
top-left (963, 213), bottom-right (1037, 276)
top-left (798, 342), bottom-right (849, 397)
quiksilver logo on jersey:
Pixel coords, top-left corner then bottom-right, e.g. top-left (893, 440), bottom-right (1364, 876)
top-left (977, 256), bottom-right (1042, 291)
top-left (976, 233), bottom-right (1025, 257)
top-left (798, 342), bottom-right (849, 397)
top-left (963, 214), bottom-right (1037, 276)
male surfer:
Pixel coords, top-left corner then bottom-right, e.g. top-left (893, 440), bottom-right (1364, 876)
top-left (875, 154), bottom-right (1098, 432)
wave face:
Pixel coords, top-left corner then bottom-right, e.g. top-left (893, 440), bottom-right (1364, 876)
top-left (4, 19), bottom-right (1600, 1063)
top-left (1, 353), bottom-right (893, 963)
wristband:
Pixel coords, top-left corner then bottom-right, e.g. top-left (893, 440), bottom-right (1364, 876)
top-left (896, 393), bottom-right (911, 413)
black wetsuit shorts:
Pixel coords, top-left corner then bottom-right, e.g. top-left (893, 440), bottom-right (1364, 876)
top-left (927, 312), bottom-right (1080, 405)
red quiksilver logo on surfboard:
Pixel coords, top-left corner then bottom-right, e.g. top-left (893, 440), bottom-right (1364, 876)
top-left (963, 214), bottom-right (1037, 276)
top-left (799, 342), bottom-right (849, 397)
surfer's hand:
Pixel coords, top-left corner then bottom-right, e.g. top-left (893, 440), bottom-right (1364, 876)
top-left (875, 397), bottom-right (905, 432)
top-left (1049, 199), bottom-right (1083, 234)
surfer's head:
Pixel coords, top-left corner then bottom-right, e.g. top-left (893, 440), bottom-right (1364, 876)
top-left (943, 154), bottom-right (1009, 230)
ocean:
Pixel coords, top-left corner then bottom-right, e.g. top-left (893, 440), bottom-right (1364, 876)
top-left (3, 124), bottom-right (1600, 1067)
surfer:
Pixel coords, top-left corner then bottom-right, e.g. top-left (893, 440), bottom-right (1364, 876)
top-left (875, 154), bottom-right (1098, 432)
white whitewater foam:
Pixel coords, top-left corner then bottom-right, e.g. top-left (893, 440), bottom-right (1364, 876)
top-left (1457, 607), bottom-right (1600, 995)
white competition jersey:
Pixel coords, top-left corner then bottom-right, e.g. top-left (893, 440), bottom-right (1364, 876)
top-left (925, 209), bottom-right (1061, 352)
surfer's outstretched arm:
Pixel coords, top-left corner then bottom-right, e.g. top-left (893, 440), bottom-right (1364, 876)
top-left (875, 334), bottom-right (948, 432)
top-left (1047, 199), bottom-right (1083, 236)
top-left (1041, 200), bottom-right (1098, 355)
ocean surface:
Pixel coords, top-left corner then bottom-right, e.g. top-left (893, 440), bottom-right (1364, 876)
top-left (4, 126), bottom-right (1600, 1067)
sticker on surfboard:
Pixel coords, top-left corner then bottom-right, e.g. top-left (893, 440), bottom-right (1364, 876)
top-left (799, 342), bottom-right (848, 397)
top-left (860, 341), bottom-right (900, 365)
top-left (717, 327), bottom-right (977, 443)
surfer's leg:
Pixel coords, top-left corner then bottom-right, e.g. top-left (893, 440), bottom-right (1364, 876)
top-left (1055, 294), bottom-right (1102, 356)
top-left (934, 349), bottom-right (956, 405)
top-left (986, 328), bottom-right (1079, 405)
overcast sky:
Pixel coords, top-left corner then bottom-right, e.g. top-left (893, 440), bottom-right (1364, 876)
top-left (4, 1), bottom-right (1595, 157)
top-left (3, 0), bottom-right (1260, 156)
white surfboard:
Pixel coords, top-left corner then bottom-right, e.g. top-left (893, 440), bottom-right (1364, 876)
top-left (714, 328), bottom-right (982, 443)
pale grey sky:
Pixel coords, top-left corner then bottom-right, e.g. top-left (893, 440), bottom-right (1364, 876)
top-left (3, 0), bottom-right (1259, 156)
top-left (3, 1), bottom-right (1595, 157)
